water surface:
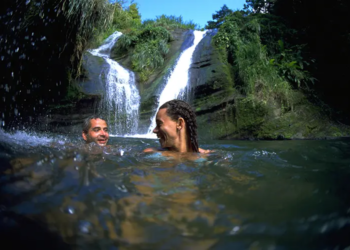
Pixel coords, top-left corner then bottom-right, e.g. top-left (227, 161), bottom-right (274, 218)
top-left (0, 131), bottom-right (350, 249)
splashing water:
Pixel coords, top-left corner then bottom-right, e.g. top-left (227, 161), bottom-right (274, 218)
top-left (146, 30), bottom-right (207, 134)
top-left (89, 31), bottom-right (140, 136)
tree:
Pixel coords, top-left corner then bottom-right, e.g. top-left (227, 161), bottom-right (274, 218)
top-left (128, 3), bottom-right (142, 26)
top-left (243, 0), bottom-right (275, 14)
top-left (205, 5), bottom-right (233, 29)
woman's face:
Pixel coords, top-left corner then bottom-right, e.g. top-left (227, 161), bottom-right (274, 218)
top-left (153, 108), bottom-right (178, 149)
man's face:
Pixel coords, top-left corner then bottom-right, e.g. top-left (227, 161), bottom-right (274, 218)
top-left (82, 118), bottom-right (109, 146)
top-left (153, 108), bottom-right (178, 149)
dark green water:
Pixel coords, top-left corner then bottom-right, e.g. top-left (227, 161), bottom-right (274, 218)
top-left (0, 130), bottom-right (350, 249)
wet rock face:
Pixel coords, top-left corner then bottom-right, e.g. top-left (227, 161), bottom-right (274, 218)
top-left (189, 30), bottom-right (237, 139)
top-left (36, 52), bottom-right (107, 134)
top-left (36, 96), bottom-right (101, 134)
top-left (78, 53), bottom-right (108, 96)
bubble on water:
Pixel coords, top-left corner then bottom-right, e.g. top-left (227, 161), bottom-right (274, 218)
top-left (229, 226), bottom-right (240, 235)
top-left (63, 206), bottom-right (75, 215)
top-left (78, 220), bottom-right (92, 234)
top-left (74, 154), bottom-right (83, 162)
top-left (116, 184), bottom-right (128, 193)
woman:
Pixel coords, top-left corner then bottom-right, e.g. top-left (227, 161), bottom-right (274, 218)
top-left (144, 99), bottom-right (210, 154)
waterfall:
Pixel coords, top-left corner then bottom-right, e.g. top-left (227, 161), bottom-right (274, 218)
top-left (89, 31), bottom-right (140, 136)
top-left (146, 30), bottom-right (207, 134)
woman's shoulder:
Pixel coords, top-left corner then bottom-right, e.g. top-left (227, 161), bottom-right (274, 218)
top-left (198, 148), bottom-right (213, 154)
top-left (143, 147), bottom-right (168, 153)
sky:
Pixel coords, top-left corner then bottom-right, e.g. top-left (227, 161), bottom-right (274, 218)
top-left (134, 0), bottom-right (247, 28)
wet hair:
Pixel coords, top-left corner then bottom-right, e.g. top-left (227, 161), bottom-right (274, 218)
top-left (159, 100), bottom-right (199, 153)
top-left (82, 115), bottom-right (106, 133)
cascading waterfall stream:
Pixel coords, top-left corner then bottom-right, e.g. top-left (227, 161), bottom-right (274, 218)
top-left (146, 30), bottom-right (207, 135)
top-left (89, 31), bottom-right (140, 136)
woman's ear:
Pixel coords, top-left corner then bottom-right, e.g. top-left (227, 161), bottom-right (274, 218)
top-left (177, 118), bottom-right (185, 130)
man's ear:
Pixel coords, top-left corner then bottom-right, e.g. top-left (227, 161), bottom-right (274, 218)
top-left (177, 118), bottom-right (185, 130)
top-left (82, 132), bottom-right (87, 141)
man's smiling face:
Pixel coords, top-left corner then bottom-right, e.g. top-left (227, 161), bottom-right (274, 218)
top-left (82, 118), bottom-right (109, 146)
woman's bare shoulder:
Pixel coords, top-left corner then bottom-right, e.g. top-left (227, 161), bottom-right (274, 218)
top-left (198, 148), bottom-right (214, 154)
top-left (143, 148), bottom-right (158, 153)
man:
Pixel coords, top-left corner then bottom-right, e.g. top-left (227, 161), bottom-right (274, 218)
top-left (82, 115), bottom-right (109, 146)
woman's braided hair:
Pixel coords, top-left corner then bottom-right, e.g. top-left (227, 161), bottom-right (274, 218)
top-left (159, 99), bottom-right (199, 153)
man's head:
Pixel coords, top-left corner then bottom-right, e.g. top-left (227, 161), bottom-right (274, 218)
top-left (82, 115), bottom-right (109, 146)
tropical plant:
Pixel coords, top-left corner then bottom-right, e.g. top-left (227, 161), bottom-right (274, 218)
top-left (205, 4), bottom-right (233, 29)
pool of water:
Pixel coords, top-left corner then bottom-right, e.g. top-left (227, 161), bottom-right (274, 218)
top-left (0, 130), bottom-right (350, 249)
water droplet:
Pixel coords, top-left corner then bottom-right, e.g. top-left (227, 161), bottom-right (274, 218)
top-left (78, 221), bottom-right (91, 234)
top-left (27, 89), bottom-right (30, 94)
top-left (63, 206), bottom-right (75, 214)
top-left (14, 109), bottom-right (18, 116)
top-left (1, 56), bottom-right (4, 60)
top-left (229, 226), bottom-right (240, 235)
top-left (75, 154), bottom-right (83, 161)
top-left (25, 0), bottom-right (31, 5)
top-left (40, 36), bottom-right (46, 41)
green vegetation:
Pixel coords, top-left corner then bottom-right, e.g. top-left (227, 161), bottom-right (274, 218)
top-left (200, 1), bottom-right (350, 138)
top-left (109, 14), bottom-right (199, 82)
top-left (90, 2), bottom-right (142, 47)
top-left (211, 10), bottom-right (313, 110)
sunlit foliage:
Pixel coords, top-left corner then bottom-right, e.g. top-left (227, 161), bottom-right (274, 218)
top-left (110, 14), bottom-right (198, 82)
